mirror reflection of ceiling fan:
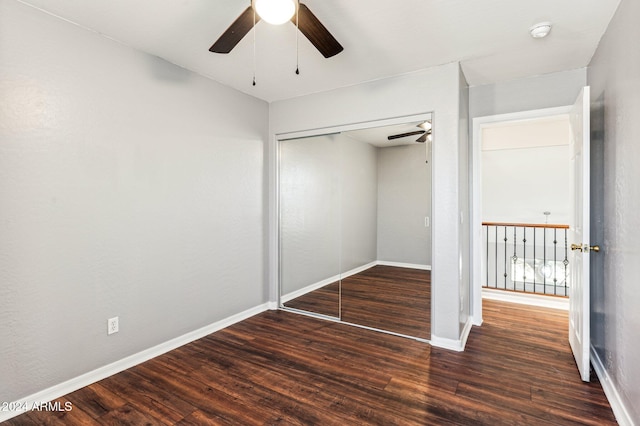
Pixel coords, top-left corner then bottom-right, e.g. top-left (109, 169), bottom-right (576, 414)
top-left (210, 0), bottom-right (343, 58)
top-left (387, 121), bottom-right (432, 143)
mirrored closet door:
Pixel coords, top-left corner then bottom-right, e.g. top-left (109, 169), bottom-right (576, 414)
top-left (279, 117), bottom-right (432, 340)
top-left (280, 134), bottom-right (342, 318)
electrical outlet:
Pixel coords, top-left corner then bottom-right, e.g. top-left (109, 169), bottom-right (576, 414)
top-left (107, 317), bottom-right (119, 335)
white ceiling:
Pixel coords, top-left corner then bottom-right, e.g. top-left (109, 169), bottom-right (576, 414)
top-left (17, 0), bottom-right (620, 103)
top-left (482, 115), bottom-right (570, 151)
top-left (345, 121), bottom-right (428, 148)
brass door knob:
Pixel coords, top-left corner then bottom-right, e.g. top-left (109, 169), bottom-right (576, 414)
top-left (571, 243), bottom-right (601, 253)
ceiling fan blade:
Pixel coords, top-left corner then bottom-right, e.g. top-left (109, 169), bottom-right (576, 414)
top-left (210, 7), bottom-right (259, 53)
top-left (388, 130), bottom-right (425, 141)
top-left (294, 4), bottom-right (343, 58)
top-left (417, 129), bottom-right (433, 143)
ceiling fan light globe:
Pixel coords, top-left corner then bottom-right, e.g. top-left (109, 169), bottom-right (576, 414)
top-left (253, 0), bottom-right (297, 25)
top-left (418, 121), bottom-right (432, 131)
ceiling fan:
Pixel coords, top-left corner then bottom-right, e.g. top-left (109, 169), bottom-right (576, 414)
top-left (210, 0), bottom-right (343, 59)
top-left (387, 122), bottom-right (432, 143)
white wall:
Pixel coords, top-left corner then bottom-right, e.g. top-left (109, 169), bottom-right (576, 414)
top-left (376, 144), bottom-right (431, 266)
top-left (470, 68), bottom-right (587, 119)
top-left (482, 145), bottom-right (571, 224)
top-left (588, 0), bottom-right (640, 423)
top-left (481, 116), bottom-right (572, 225)
top-left (458, 66), bottom-right (471, 333)
top-left (270, 63), bottom-right (467, 344)
top-left (279, 135), bottom-right (343, 294)
top-left (341, 136), bottom-right (379, 272)
top-left (0, 0), bottom-right (268, 405)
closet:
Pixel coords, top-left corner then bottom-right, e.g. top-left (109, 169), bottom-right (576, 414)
top-left (278, 118), bottom-right (433, 340)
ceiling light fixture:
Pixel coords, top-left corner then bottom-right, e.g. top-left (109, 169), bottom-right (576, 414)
top-left (529, 22), bottom-right (552, 38)
top-left (252, 0), bottom-right (297, 25)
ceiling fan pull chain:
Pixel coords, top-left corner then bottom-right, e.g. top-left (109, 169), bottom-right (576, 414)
top-left (252, 6), bottom-right (257, 86)
top-left (295, 4), bottom-right (300, 75)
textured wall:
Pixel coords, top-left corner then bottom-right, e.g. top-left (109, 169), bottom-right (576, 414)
top-left (376, 144), bottom-right (431, 266)
top-left (340, 135), bottom-right (378, 272)
top-left (0, 0), bottom-right (268, 403)
top-left (280, 135), bottom-right (344, 294)
top-left (280, 134), bottom-right (378, 295)
top-left (588, 0), bottom-right (640, 422)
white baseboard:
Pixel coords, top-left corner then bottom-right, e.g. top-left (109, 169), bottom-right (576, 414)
top-left (459, 317), bottom-right (473, 350)
top-left (376, 260), bottom-right (431, 270)
top-left (482, 288), bottom-right (569, 311)
top-left (280, 274), bottom-right (341, 304)
top-left (0, 302), bottom-right (270, 423)
top-left (590, 345), bottom-right (636, 426)
top-left (431, 318), bottom-right (473, 352)
top-left (281, 260), bottom-right (431, 304)
top-left (470, 315), bottom-right (483, 327)
top-left (430, 335), bottom-right (463, 352)
top-left (281, 261), bottom-right (378, 303)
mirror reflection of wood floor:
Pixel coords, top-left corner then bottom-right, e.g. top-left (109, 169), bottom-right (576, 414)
top-left (8, 300), bottom-right (616, 425)
top-left (284, 265), bottom-right (431, 339)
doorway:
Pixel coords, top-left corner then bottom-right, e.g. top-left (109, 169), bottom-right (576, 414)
top-left (471, 106), bottom-right (573, 325)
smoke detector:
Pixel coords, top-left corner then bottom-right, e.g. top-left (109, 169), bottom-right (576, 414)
top-left (530, 22), bottom-right (552, 38)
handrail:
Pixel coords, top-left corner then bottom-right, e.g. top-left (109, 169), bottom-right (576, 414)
top-left (482, 221), bottom-right (570, 296)
top-left (482, 222), bottom-right (569, 229)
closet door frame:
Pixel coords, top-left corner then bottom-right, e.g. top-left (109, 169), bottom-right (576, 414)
top-left (274, 112), bottom-right (433, 342)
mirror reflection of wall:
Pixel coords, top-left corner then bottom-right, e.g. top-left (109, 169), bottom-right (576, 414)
top-left (280, 119), bottom-right (432, 340)
top-left (376, 142), bottom-right (432, 267)
top-left (280, 134), bottom-right (345, 318)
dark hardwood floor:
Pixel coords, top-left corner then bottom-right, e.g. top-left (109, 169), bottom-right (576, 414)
top-left (284, 265), bottom-right (431, 339)
top-left (5, 300), bottom-right (616, 425)
top-left (283, 281), bottom-right (341, 318)
top-left (342, 266), bottom-right (430, 339)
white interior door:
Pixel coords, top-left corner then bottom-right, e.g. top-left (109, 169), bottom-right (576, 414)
top-left (569, 86), bottom-right (591, 382)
